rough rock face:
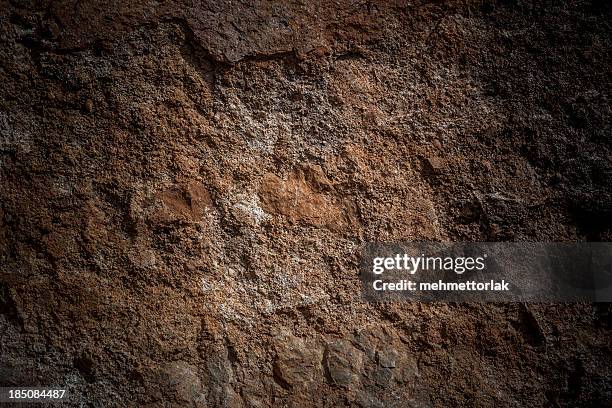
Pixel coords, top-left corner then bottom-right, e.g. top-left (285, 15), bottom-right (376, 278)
top-left (1, 0), bottom-right (611, 406)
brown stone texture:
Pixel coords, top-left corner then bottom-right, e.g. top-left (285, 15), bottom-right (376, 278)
top-left (1, 0), bottom-right (611, 406)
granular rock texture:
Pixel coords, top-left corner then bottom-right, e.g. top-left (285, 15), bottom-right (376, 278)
top-left (1, 0), bottom-right (611, 406)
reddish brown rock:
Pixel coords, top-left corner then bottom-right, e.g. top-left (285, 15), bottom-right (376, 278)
top-left (259, 167), bottom-right (357, 231)
top-left (153, 180), bottom-right (213, 223)
top-left (273, 332), bottom-right (324, 391)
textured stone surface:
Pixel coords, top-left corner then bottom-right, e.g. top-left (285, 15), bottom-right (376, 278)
top-left (159, 361), bottom-right (207, 407)
top-left (325, 339), bottom-right (364, 389)
top-left (1, 0), bottom-right (611, 406)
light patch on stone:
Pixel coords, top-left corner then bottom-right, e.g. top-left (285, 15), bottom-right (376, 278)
top-left (201, 277), bottom-right (214, 292)
top-left (0, 112), bottom-right (31, 154)
top-left (231, 193), bottom-right (270, 226)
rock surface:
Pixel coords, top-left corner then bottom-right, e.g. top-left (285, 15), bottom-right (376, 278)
top-left (1, 0), bottom-right (611, 406)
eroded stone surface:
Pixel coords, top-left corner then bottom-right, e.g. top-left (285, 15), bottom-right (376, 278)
top-left (273, 331), bottom-right (324, 390)
top-left (325, 339), bottom-right (364, 388)
top-left (159, 361), bottom-right (207, 407)
top-left (1, 0), bottom-right (611, 406)
top-left (259, 166), bottom-right (357, 231)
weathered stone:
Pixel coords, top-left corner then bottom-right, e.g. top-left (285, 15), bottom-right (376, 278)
top-left (356, 392), bottom-right (385, 408)
top-left (273, 332), bottom-right (323, 389)
top-left (426, 156), bottom-right (446, 172)
top-left (204, 347), bottom-right (244, 408)
top-left (159, 361), bottom-right (206, 407)
top-left (372, 366), bottom-right (394, 387)
top-left (152, 180), bottom-right (213, 224)
top-left (2, 1), bottom-right (610, 406)
top-left (324, 339), bottom-right (364, 388)
top-left (258, 167), bottom-right (357, 231)
top-left (377, 349), bottom-right (398, 368)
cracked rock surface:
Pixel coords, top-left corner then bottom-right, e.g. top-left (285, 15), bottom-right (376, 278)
top-left (1, 0), bottom-right (611, 406)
